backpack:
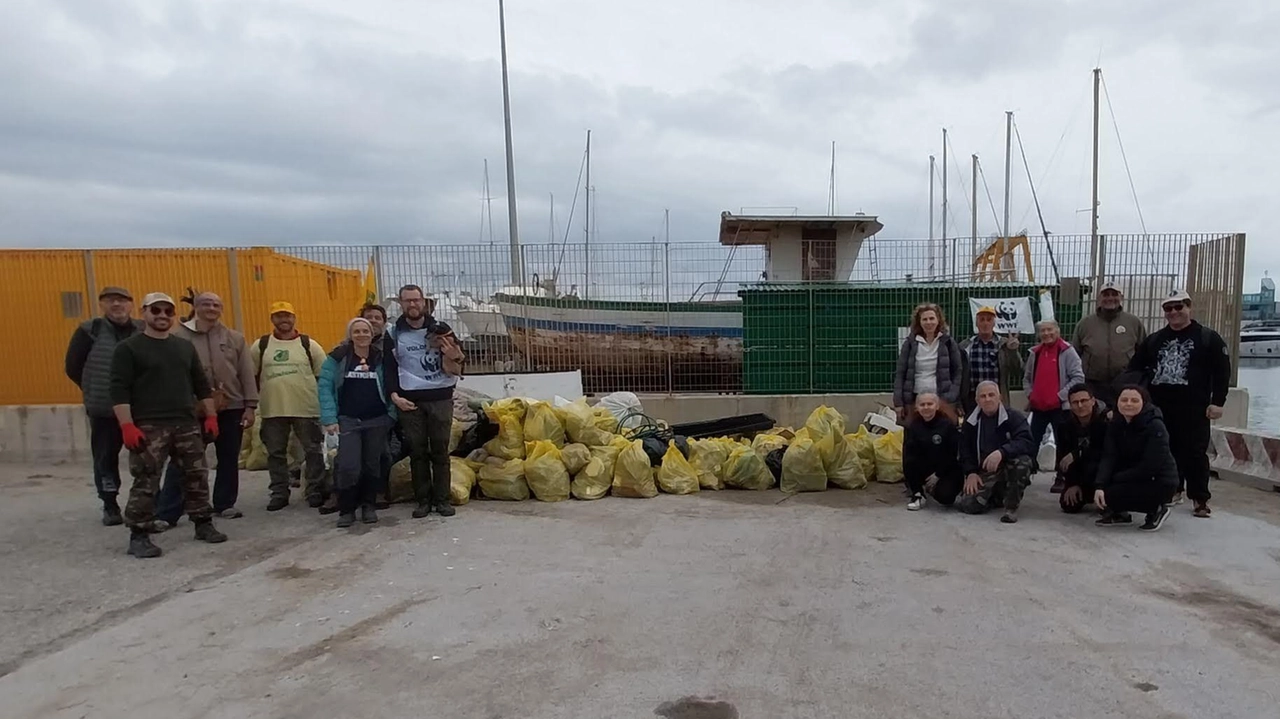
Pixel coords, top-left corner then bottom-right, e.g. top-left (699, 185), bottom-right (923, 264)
top-left (256, 334), bottom-right (314, 381)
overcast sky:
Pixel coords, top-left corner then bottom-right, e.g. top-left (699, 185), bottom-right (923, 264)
top-left (1, 0), bottom-right (1276, 285)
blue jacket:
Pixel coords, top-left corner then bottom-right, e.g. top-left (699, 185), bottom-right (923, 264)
top-left (317, 343), bottom-right (397, 426)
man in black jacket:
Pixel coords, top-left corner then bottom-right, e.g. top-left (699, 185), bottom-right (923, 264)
top-left (1057, 384), bottom-right (1108, 514)
top-left (958, 381), bottom-right (1037, 523)
top-left (1126, 289), bottom-right (1231, 518)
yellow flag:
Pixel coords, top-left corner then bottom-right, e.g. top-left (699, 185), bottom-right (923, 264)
top-left (363, 256), bottom-right (377, 306)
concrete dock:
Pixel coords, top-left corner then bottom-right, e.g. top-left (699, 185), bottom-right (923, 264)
top-left (0, 464), bottom-right (1278, 719)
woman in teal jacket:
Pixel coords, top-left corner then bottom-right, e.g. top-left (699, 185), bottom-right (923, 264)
top-left (318, 317), bottom-right (398, 527)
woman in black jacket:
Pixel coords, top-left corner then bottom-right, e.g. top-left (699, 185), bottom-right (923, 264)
top-left (902, 393), bottom-right (962, 511)
top-left (1094, 385), bottom-right (1179, 531)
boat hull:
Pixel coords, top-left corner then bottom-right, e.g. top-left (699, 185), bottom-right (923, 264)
top-left (1240, 337), bottom-right (1280, 358)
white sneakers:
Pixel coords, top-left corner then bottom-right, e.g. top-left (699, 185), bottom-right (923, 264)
top-left (907, 493), bottom-right (926, 511)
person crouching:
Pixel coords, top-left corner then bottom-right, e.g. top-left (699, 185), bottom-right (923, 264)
top-left (902, 392), bottom-right (962, 511)
top-left (1093, 385), bottom-right (1177, 532)
top-left (957, 381), bottom-right (1036, 523)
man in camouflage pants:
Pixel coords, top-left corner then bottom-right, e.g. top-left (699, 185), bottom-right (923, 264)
top-left (110, 292), bottom-right (228, 558)
top-left (957, 381), bottom-right (1037, 523)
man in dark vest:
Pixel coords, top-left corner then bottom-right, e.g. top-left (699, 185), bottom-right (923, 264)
top-left (65, 286), bottom-right (143, 526)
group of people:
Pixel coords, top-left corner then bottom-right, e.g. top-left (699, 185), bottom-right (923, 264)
top-left (892, 284), bottom-right (1232, 528)
top-left (65, 285), bottom-right (465, 558)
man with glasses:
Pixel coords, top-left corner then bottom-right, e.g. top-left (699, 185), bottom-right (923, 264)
top-left (156, 292), bottom-right (258, 524)
top-left (109, 292), bottom-right (227, 557)
top-left (1127, 290), bottom-right (1231, 517)
top-left (65, 286), bottom-right (143, 526)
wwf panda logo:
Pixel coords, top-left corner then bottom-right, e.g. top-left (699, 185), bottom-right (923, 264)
top-left (931, 434), bottom-right (942, 445)
top-left (421, 352), bottom-right (441, 375)
top-left (996, 300), bottom-right (1019, 323)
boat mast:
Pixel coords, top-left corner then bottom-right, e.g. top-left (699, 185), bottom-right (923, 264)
top-left (828, 141), bottom-right (837, 215)
top-left (548, 192), bottom-right (555, 243)
top-left (1090, 67), bottom-right (1101, 284)
top-left (482, 159), bottom-right (495, 245)
top-left (971, 153), bottom-right (979, 272)
top-left (941, 129), bottom-right (949, 279)
top-left (584, 129), bottom-right (591, 299)
top-left (498, 0), bottom-right (522, 287)
top-left (928, 155), bottom-right (935, 277)
top-left (1003, 111), bottom-right (1013, 242)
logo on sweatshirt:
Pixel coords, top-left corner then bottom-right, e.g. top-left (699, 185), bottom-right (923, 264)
top-left (1116, 325), bottom-right (1127, 334)
top-left (273, 349), bottom-right (290, 362)
top-left (931, 434), bottom-right (942, 445)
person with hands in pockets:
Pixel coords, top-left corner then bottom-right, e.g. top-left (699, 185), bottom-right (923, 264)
top-left (109, 292), bottom-right (228, 558)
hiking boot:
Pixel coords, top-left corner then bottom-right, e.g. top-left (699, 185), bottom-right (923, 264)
top-left (193, 520), bottom-right (227, 544)
top-left (906, 493), bottom-right (925, 511)
top-left (1095, 511), bottom-right (1133, 527)
top-left (102, 502), bottom-right (123, 527)
top-left (1000, 510), bottom-right (1018, 524)
top-left (266, 496), bottom-right (289, 512)
top-left (360, 505), bottom-right (378, 524)
top-left (435, 503), bottom-right (456, 518)
top-left (1139, 504), bottom-right (1171, 532)
top-left (412, 502), bottom-right (432, 519)
top-left (307, 494), bottom-right (325, 509)
top-left (127, 532), bottom-right (162, 558)
top-left (1192, 501), bottom-right (1212, 519)
top-left (336, 512), bottom-right (356, 528)
top-left (1049, 478), bottom-right (1065, 494)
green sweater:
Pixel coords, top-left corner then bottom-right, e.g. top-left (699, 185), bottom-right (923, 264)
top-left (110, 333), bottom-right (212, 424)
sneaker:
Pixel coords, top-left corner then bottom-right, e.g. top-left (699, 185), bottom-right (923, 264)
top-left (1139, 504), bottom-right (1171, 531)
top-left (1095, 511), bottom-right (1133, 527)
top-left (102, 503), bottom-right (123, 527)
top-left (1000, 510), bottom-right (1018, 524)
top-left (411, 502), bottom-right (432, 519)
top-left (336, 512), bottom-right (356, 528)
top-left (360, 505), bottom-right (378, 524)
top-left (317, 496), bottom-right (339, 515)
top-left (127, 532), bottom-right (162, 558)
top-left (307, 494), bottom-right (325, 509)
top-left (1193, 502), bottom-right (1212, 519)
top-left (906, 493), bottom-right (926, 511)
top-left (193, 520), bottom-right (227, 544)
top-left (374, 494), bottom-right (391, 510)
top-left (215, 508), bottom-right (244, 519)
top-left (1049, 478), bottom-right (1065, 494)
top-left (266, 497), bottom-right (289, 512)
top-left (435, 503), bottom-right (456, 518)
top-left (144, 519), bottom-right (171, 533)
top-left (1171, 491), bottom-right (1184, 506)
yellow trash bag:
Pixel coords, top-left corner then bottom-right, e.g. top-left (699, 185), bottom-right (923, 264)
top-left (560, 399), bottom-right (614, 446)
top-left (484, 397), bottom-right (528, 424)
top-left (873, 430), bottom-right (905, 483)
top-left (524, 440), bottom-right (570, 502)
top-left (612, 439), bottom-right (658, 498)
top-left (821, 431), bottom-right (866, 489)
top-left (781, 437), bottom-right (828, 493)
top-left (561, 443), bottom-right (591, 475)
top-left (388, 457), bottom-right (414, 503)
top-left (657, 441), bottom-right (700, 495)
top-left (448, 418), bottom-right (464, 453)
top-left (724, 445), bottom-right (775, 490)
top-left (847, 426), bottom-right (878, 481)
top-left (479, 458), bottom-right (530, 500)
top-left (804, 405), bottom-right (847, 441)
top-left (449, 457), bottom-right (476, 506)
top-left (572, 443), bottom-right (621, 500)
top-left (751, 433), bottom-right (790, 459)
top-left (591, 405), bottom-right (620, 435)
top-left (483, 411), bottom-right (525, 460)
top-left (688, 438), bottom-right (731, 490)
top-left (524, 401), bottom-right (566, 447)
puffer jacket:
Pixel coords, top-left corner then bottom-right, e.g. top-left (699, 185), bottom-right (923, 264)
top-left (1096, 404), bottom-right (1179, 492)
top-left (893, 333), bottom-right (963, 407)
top-left (64, 317), bottom-right (144, 417)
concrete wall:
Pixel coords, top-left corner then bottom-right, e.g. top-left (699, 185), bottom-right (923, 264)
top-left (0, 405), bottom-right (92, 464)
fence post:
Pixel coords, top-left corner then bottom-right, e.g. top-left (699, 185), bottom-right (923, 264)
top-left (1097, 235), bottom-right (1108, 285)
top-left (664, 241), bottom-right (673, 395)
top-left (227, 248), bottom-right (244, 332)
top-left (373, 246), bottom-right (386, 306)
top-left (1231, 233), bottom-right (1246, 387)
top-left (82, 250), bottom-right (96, 320)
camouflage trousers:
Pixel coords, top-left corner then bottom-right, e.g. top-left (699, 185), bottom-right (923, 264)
top-left (125, 421), bottom-right (211, 530)
top-left (955, 456), bottom-right (1034, 515)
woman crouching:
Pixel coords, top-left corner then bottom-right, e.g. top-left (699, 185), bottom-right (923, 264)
top-left (1094, 385), bottom-right (1178, 531)
top-left (902, 392), bottom-right (962, 511)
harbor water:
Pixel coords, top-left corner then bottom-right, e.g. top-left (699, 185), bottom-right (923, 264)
top-left (1238, 359), bottom-right (1279, 430)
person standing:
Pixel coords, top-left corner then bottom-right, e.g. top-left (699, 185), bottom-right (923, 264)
top-left (155, 292), bottom-right (257, 523)
top-left (893, 303), bottom-right (963, 419)
top-left (319, 318), bottom-right (397, 527)
top-left (1057, 384), bottom-right (1109, 515)
top-left (387, 284), bottom-right (465, 519)
top-left (110, 292), bottom-right (227, 558)
top-left (65, 286), bottom-right (143, 526)
top-left (252, 301), bottom-right (327, 512)
top-left (958, 305), bottom-right (1023, 413)
top-left (902, 392), bottom-right (962, 511)
top-left (1094, 385), bottom-right (1178, 531)
top-left (957, 381), bottom-right (1037, 523)
top-left (361, 302), bottom-right (395, 509)
top-left (1127, 290), bottom-right (1230, 517)
top-left (1023, 319), bottom-right (1085, 486)
top-left (361, 303), bottom-right (388, 339)
top-left (1072, 282), bottom-right (1146, 407)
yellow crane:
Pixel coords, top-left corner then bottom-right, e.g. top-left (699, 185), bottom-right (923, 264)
top-left (972, 234), bottom-right (1034, 283)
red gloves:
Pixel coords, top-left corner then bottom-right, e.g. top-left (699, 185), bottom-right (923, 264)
top-left (203, 415), bottom-right (220, 439)
top-left (121, 423), bottom-right (146, 451)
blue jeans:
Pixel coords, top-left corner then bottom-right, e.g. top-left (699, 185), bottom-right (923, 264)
top-left (156, 409), bottom-right (245, 522)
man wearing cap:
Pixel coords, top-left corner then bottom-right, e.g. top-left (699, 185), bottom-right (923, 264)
top-left (958, 305), bottom-right (1022, 414)
top-left (110, 292), bottom-right (227, 558)
top-left (65, 286), bottom-right (144, 526)
top-left (1072, 281), bottom-right (1146, 407)
top-left (155, 292), bottom-right (258, 524)
top-left (252, 301), bottom-right (327, 512)
top-left (1127, 290), bottom-right (1230, 517)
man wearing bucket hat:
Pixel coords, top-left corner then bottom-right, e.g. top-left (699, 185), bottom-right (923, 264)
top-left (958, 305), bottom-right (1022, 414)
top-left (65, 286), bottom-right (143, 526)
top-left (251, 301), bottom-right (327, 512)
top-left (1072, 281), bottom-right (1146, 408)
top-left (1127, 289), bottom-right (1230, 517)
top-left (110, 292), bottom-right (227, 558)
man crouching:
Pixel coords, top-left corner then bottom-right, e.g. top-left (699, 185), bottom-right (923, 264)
top-left (958, 381), bottom-right (1036, 523)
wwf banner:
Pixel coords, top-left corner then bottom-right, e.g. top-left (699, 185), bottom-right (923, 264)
top-left (969, 297), bottom-right (1035, 334)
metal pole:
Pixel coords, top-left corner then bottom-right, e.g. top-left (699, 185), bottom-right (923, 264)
top-left (584, 129), bottom-right (590, 299)
top-left (971, 154), bottom-right (979, 274)
top-left (227, 248), bottom-right (244, 331)
top-left (942, 129), bottom-right (949, 279)
top-left (498, 0), bottom-right (522, 288)
top-left (82, 251), bottom-right (96, 321)
top-left (1003, 111), bottom-right (1013, 242)
top-left (373, 246), bottom-right (386, 307)
top-left (1090, 67), bottom-right (1101, 282)
top-left (928, 155), bottom-right (935, 278)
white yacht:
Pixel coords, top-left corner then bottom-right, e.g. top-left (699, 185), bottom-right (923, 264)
top-left (1240, 320), bottom-right (1280, 357)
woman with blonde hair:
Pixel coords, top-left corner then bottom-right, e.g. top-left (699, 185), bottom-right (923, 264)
top-left (893, 302), bottom-right (963, 420)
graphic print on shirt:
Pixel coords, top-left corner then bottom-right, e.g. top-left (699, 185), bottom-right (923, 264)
top-left (273, 349), bottom-right (289, 362)
top-left (1151, 338), bottom-right (1194, 385)
top-left (420, 350), bottom-right (441, 376)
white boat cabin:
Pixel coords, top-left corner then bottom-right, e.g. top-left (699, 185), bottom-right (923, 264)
top-left (718, 212), bottom-right (883, 283)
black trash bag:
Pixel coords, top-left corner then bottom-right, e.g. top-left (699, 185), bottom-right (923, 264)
top-left (641, 436), bottom-right (667, 467)
top-left (766, 447), bottom-right (785, 482)
top-left (672, 435), bottom-right (690, 459)
top-left (454, 415), bottom-right (498, 458)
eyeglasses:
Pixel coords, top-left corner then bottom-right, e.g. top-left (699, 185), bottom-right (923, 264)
top-left (1163, 304), bottom-right (1186, 312)
top-left (148, 306), bottom-right (175, 317)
